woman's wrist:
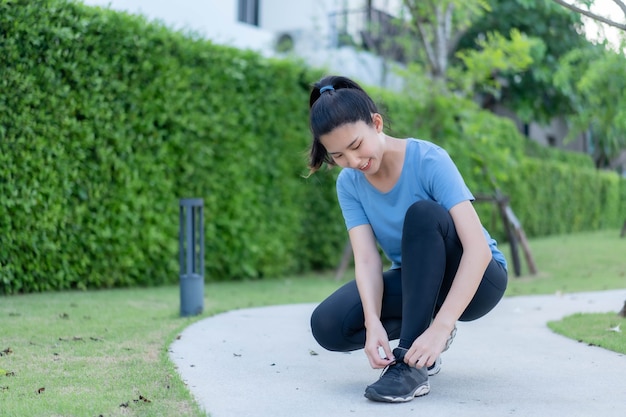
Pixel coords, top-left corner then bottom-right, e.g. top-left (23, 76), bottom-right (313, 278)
top-left (364, 314), bottom-right (381, 328)
top-left (431, 315), bottom-right (456, 333)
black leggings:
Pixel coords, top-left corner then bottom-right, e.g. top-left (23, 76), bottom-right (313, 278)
top-left (310, 200), bottom-right (508, 351)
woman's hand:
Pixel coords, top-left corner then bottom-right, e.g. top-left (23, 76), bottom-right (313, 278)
top-left (364, 320), bottom-right (394, 369)
top-left (404, 321), bottom-right (452, 369)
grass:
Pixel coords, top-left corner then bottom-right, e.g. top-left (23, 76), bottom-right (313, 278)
top-left (547, 313), bottom-right (626, 354)
top-left (502, 228), bottom-right (626, 356)
top-left (0, 276), bottom-right (349, 416)
top-left (0, 228), bottom-right (625, 416)
top-left (502, 228), bottom-right (626, 295)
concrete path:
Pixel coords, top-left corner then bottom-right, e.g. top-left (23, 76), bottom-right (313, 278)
top-left (169, 290), bottom-right (626, 417)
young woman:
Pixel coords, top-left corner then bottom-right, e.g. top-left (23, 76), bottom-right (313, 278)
top-left (308, 75), bottom-right (508, 403)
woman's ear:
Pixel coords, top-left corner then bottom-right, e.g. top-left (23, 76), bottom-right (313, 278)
top-left (372, 113), bottom-right (384, 133)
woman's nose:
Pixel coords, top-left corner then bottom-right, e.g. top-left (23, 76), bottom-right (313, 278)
top-left (346, 153), bottom-right (359, 168)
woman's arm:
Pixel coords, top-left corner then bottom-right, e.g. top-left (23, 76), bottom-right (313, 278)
top-left (405, 200), bottom-right (492, 368)
top-left (348, 224), bottom-right (394, 368)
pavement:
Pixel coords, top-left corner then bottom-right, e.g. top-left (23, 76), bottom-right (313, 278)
top-left (169, 289), bottom-right (626, 417)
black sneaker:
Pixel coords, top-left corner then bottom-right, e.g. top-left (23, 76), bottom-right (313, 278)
top-left (364, 348), bottom-right (430, 402)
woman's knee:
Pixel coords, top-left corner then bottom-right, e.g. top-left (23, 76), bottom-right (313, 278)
top-left (310, 302), bottom-right (352, 351)
top-left (406, 200), bottom-right (445, 218)
top-left (310, 281), bottom-right (363, 351)
top-left (404, 200), bottom-right (450, 230)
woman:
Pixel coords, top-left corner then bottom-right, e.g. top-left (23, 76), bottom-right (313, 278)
top-left (308, 75), bottom-right (508, 403)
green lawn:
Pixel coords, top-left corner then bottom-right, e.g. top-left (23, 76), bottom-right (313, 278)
top-left (1, 228), bottom-right (625, 416)
top-left (503, 228), bottom-right (626, 296)
top-left (548, 313), bottom-right (626, 354)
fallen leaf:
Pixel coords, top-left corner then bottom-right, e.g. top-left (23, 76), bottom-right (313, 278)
top-left (606, 324), bottom-right (622, 333)
top-left (133, 394), bottom-right (151, 403)
top-left (37, 387), bottom-right (45, 394)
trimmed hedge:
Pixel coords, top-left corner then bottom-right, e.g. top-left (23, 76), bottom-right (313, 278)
top-left (0, 0), bottom-right (343, 293)
top-left (501, 159), bottom-right (623, 237)
top-left (1, 0), bottom-right (624, 293)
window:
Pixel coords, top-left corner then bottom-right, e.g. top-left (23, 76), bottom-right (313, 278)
top-left (238, 0), bottom-right (259, 26)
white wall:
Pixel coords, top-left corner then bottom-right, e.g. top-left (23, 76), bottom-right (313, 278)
top-left (79, 0), bottom-right (405, 89)
top-left (80, 0), bottom-right (276, 53)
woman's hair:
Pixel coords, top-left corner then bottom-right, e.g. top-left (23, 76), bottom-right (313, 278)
top-left (308, 75), bottom-right (380, 173)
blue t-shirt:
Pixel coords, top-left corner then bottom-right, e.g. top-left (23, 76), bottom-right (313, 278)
top-left (336, 138), bottom-right (507, 270)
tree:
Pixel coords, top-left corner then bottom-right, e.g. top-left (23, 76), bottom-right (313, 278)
top-left (400, 0), bottom-right (491, 88)
top-left (457, 0), bottom-right (591, 123)
top-left (551, 0), bottom-right (626, 31)
top-left (452, 29), bottom-right (544, 97)
top-left (554, 45), bottom-right (626, 167)
top-left (399, 0), bottom-right (538, 97)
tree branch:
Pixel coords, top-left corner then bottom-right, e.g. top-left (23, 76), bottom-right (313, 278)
top-left (415, 19), bottom-right (439, 73)
top-left (551, 0), bottom-right (626, 31)
top-left (404, 1), bottom-right (440, 74)
top-left (435, 4), bottom-right (447, 76)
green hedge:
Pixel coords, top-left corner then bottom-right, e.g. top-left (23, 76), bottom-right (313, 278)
top-left (0, 0), bottom-right (343, 293)
top-left (501, 159), bottom-right (623, 237)
top-left (1, 0), bottom-right (624, 293)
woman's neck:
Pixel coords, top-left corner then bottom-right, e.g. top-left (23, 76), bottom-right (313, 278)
top-left (366, 136), bottom-right (406, 192)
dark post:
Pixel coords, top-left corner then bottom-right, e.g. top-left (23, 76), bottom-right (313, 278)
top-left (179, 198), bottom-right (204, 317)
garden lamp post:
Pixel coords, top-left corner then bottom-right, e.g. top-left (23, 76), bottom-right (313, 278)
top-left (179, 198), bottom-right (204, 317)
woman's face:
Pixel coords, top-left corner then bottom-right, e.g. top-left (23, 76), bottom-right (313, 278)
top-left (320, 114), bottom-right (384, 174)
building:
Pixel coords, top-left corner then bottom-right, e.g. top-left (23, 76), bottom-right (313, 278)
top-left (80, 0), bottom-right (405, 89)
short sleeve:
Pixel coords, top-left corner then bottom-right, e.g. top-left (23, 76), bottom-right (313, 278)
top-left (336, 169), bottom-right (369, 230)
top-left (420, 145), bottom-right (474, 210)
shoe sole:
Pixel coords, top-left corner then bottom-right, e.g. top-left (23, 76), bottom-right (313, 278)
top-left (364, 382), bottom-right (430, 403)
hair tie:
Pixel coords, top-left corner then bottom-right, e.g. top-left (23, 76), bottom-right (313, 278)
top-left (319, 85), bottom-right (335, 94)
